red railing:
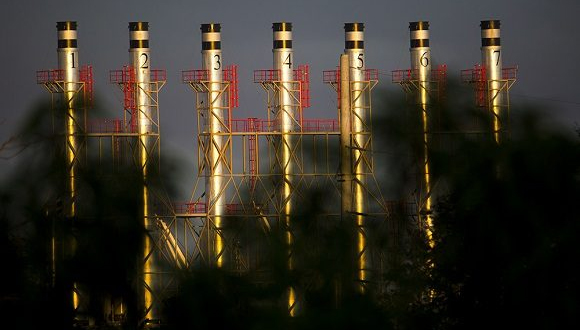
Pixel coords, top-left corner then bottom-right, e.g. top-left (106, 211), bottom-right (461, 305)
top-left (502, 66), bottom-right (518, 80)
top-left (392, 65), bottom-right (447, 83)
top-left (391, 69), bottom-right (415, 83)
top-left (247, 117), bottom-right (258, 191)
top-left (294, 64), bottom-right (310, 108)
top-left (36, 69), bottom-right (65, 84)
top-left (302, 119), bottom-right (339, 132)
top-left (322, 69), bottom-right (340, 84)
top-left (461, 64), bottom-right (487, 107)
top-left (230, 118), bottom-right (338, 133)
top-left (174, 202), bottom-right (207, 214)
top-left (223, 64), bottom-right (239, 108)
top-left (226, 203), bottom-right (266, 214)
top-left (87, 118), bottom-right (123, 133)
top-left (253, 69), bottom-right (280, 83)
top-left (150, 69), bottom-right (167, 82)
top-left (461, 64), bottom-right (486, 84)
top-left (181, 69), bottom-right (210, 83)
top-left (173, 202), bottom-right (267, 215)
top-left (79, 65), bottom-right (93, 108)
top-left (111, 67), bottom-right (166, 83)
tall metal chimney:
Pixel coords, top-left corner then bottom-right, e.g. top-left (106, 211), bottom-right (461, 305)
top-left (344, 22), bottom-right (369, 293)
top-left (57, 20), bottom-right (83, 310)
top-left (409, 21), bottom-right (434, 248)
top-left (57, 20), bottom-right (81, 221)
top-left (128, 21), bottom-right (157, 322)
top-left (481, 20), bottom-right (503, 143)
top-left (273, 21), bottom-right (299, 316)
top-left (200, 23), bottom-right (227, 268)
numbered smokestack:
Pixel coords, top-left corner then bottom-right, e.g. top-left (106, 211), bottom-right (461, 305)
top-left (344, 22), bottom-right (369, 293)
top-left (57, 19), bottom-right (83, 311)
top-left (344, 23), bottom-right (365, 82)
top-left (480, 20), bottom-right (503, 143)
top-left (57, 21), bottom-right (79, 84)
top-left (273, 21), bottom-right (299, 316)
top-left (201, 23), bottom-right (227, 269)
top-left (129, 21), bottom-right (157, 322)
top-left (129, 22), bottom-right (153, 133)
top-left (273, 22), bottom-right (294, 131)
top-left (409, 21), bottom-right (434, 248)
top-left (409, 21), bottom-right (431, 82)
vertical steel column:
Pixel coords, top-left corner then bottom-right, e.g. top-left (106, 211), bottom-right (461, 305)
top-left (273, 21), bottom-right (298, 316)
top-left (201, 23), bottom-right (227, 268)
top-left (481, 20), bottom-right (503, 143)
top-left (339, 54), bottom-right (351, 218)
top-left (128, 21), bottom-right (156, 321)
top-left (409, 21), bottom-right (435, 248)
top-left (344, 22), bottom-right (369, 292)
top-left (57, 20), bottom-right (83, 310)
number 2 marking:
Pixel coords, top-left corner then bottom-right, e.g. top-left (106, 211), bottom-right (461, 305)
top-left (140, 53), bottom-right (149, 69)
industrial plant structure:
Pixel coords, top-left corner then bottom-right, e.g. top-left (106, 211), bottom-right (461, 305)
top-left (36, 19), bottom-right (516, 326)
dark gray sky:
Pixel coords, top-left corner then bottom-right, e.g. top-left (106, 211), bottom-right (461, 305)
top-left (1, 0), bottom-right (579, 197)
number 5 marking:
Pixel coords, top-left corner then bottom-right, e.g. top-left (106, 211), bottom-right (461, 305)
top-left (356, 53), bottom-right (364, 69)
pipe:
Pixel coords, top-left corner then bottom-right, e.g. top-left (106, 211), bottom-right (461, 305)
top-left (409, 21), bottom-right (434, 248)
top-left (273, 21), bottom-right (298, 316)
top-left (200, 23), bottom-right (227, 268)
top-left (57, 20), bottom-right (82, 311)
top-left (481, 20), bottom-right (503, 143)
top-left (345, 22), bottom-right (369, 293)
top-left (339, 54), bottom-right (351, 218)
top-left (128, 21), bottom-right (156, 322)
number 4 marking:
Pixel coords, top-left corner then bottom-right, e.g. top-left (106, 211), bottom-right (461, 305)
top-left (283, 54), bottom-right (292, 68)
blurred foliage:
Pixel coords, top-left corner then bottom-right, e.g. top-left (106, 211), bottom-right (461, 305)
top-left (2, 81), bottom-right (580, 329)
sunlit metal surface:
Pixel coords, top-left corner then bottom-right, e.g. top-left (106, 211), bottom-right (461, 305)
top-left (57, 20), bottom-right (82, 311)
top-left (481, 20), bottom-right (503, 144)
top-left (345, 22), bottom-right (369, 293)
top-left (128, 21), bottom-right (156, 321)
top-left (273, 21), bottom-right (299, 316)
top-left (409, 21), bottom-right (435, 248)
top-left (201, 23), bottom-right (227, 268)
top-left (339, 54), bottom-right (351, 218)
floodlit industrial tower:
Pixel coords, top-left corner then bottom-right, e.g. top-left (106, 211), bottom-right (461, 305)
top-left (392, 22), bottom-right (447, 247)
top-left (345, 22), bottom-right (371, 292)
top-left (37, 20), bottom-right (93, 315)
top-left (200, 23), bottom-right (229, 268)
top-left (324, 23), bottom-right (380, 293)
top-left (462, 20), bottom-right (517, 143)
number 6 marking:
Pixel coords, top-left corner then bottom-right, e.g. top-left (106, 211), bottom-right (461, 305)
top-left (420, 52), bottom-right (429, 67)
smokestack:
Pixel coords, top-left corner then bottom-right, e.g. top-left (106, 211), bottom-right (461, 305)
top-left (200, 23), bottom-right (227, 268)
top-left (409, 21), bottom-right (435, 248)
top-left (480, 20), bottom-right (503, 143)
top-left (57, 19), bottom-right (83, 312)
top-left (273, 21), bottom-right (299, 316)
top-left (344, 22), bottom-right (369, 293)
top-left (129, 21), bottom-right (157, 322)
